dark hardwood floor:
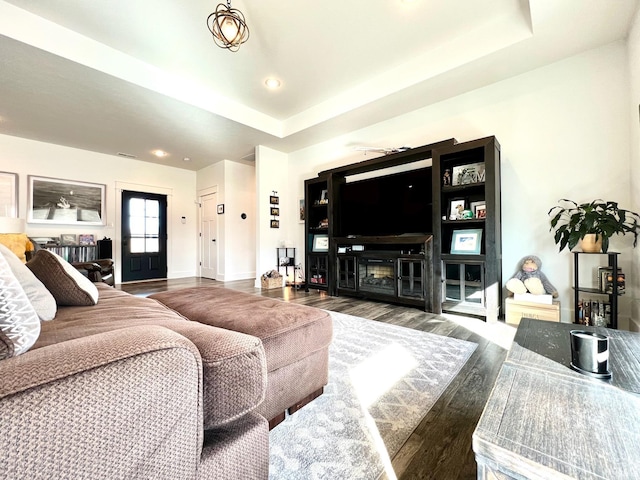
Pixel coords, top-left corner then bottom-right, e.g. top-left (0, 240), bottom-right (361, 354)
top-left (119, 277), bottom-right (515, 480)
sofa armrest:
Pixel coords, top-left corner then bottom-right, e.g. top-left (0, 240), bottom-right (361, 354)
top-left (0, 326), bottom-right (204, 480)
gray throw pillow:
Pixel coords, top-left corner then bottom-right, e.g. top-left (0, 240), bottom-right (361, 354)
top-left (0, 243), bottom-right (56, 321)
top-left (0, 250), bottom-right (41, 359)
top-left (26, 250), bottom-right (99, 306)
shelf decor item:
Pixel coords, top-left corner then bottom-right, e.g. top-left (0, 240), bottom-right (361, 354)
top-left (548, 199), bottom-right (640, 253)
top-left (78, 234), bottom-right (95, 245)
top-left (452, 162), bottom-right (485, 186)
top-left (60, 234), bottom-right (77, 246)
top-left (312, 234), bottom-right (329, 252)
top-left (450, 229), bottom-right (483, 255)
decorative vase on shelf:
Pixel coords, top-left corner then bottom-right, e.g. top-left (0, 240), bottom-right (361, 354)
top-left (580, 234), bottom-right (602, 253)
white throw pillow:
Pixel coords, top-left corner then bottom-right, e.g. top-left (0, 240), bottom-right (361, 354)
top-left (26, 250), bottom-right (99, 306)
top-left (0, 250), bottom-right (41, 359)
top-left (0, 243), bottom-right (56, 321)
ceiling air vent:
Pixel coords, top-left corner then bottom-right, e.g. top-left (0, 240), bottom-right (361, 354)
top-left (117, 152), bottom-right (137, 159)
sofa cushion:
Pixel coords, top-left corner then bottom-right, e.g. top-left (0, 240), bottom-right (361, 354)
top-left (0, 243), bottom-right (56, 321)
top-left (0, 250), bottom-right (40, 359)
top-left (34, 285), bottom-right (266, 428)
top-left (149, 287), bottom-right (333, 372)
top-left (27, 250), bottom-right (98, 306)
top-left (0, 233), bottom-right (33, 263)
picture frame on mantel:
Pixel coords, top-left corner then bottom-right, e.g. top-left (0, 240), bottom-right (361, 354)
top-left (28, 175), bottom-right (106, 226)
top-left (0, 171), bottom-right (18, 218)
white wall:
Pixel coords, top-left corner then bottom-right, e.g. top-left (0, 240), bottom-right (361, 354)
top-left (255, 146), bottom-right (290, 287)
top-left (197, 160), bottom-right (256, 282)
top-left (0, 134), bottom-right (198, 283)
top-left (286, 41), bottom-right (634, 324)
top-left (627, 8), bottom-right (640, 331)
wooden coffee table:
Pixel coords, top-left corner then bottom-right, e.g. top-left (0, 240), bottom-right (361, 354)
top-left (473, 318), bottom-right (640, 479)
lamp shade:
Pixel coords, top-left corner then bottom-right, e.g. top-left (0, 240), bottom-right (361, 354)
top-left (0, 217), bottom-right (26, 233)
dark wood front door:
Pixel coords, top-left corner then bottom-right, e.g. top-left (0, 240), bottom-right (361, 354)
top-left (121, 190), bottom-right (167, 282)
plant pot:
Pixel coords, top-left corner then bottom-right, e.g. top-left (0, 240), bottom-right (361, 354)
top-left (580, 234), bottom-right (603, 253)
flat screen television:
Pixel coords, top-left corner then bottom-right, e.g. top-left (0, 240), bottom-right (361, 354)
top-left (338, 167), bottom-right (432, 237)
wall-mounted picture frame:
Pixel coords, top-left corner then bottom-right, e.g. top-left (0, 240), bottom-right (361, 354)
top-left (452, 162), bottom-right (485, 186)
top-left (270, 219), bottom-right (280, 229)
top-left (299, 199), bottom-right (305, 223)
top-left (28, 175), bottom-right (106, 225)
top-left (270, 195), bottom-right (279, 205)
top-left (217, 204), bottom-right (224, 214)
top-left (271, 207), bottom-right (280, 216)
top-left (450, 229), bottom-right (483, 255)
top-left (449, 198), bottom-right (466, 220)
top-left (60, 234), bottom-right (77, 246)
top-left (312, 234), bottom-right (329, 252)
top-left (0, 171), bottom-right (18, 218)
top-left (78, 234), bottom-right (95, 245)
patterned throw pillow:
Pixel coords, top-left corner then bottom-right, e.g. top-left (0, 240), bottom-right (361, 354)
top-left (0, 251), bottom-right (41, 359)
top-left (26, 250), bottom-right (99, 306)
top-left (0, 243), bottom-right (56, 321)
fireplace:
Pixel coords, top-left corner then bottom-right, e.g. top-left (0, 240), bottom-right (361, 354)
top-left (358, 258), bottom-right (395, 296)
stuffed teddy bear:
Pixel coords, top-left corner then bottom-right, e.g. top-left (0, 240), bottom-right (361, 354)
top-left (506, 255), bottom-right (558, 297)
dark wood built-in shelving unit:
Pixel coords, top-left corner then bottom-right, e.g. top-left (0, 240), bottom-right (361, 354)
top-left (304, 136), bottom-right (502, 320)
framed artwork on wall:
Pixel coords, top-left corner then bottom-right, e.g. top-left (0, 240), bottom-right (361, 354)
top-left (27, 176), bottom-right (106, 225)
top-left (0, 171), bottom-right (18, 218)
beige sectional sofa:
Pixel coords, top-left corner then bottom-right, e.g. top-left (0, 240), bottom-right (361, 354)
top-left (0, 244), bottom-right (332, 479)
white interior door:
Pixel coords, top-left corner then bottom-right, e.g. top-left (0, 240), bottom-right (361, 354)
top-left (200, 193), bottom-right (218, 279)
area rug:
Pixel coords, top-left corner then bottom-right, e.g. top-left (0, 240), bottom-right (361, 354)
top-left (269, 311), bottom-right (477, 480)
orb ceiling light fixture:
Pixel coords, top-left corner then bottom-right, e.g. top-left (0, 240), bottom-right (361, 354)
top-left (206, 1), bottom-right (250, 52)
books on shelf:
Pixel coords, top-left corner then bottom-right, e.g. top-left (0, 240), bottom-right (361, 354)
top-left (44, 245), bottom-right (96, 263)
top-left (577, 298), bottom-right (612, 327)
top-left (598, 267), bottom-right (625, 295)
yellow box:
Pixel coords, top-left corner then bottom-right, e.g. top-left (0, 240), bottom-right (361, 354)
top-left (505, 297), bottom-right (560, 325)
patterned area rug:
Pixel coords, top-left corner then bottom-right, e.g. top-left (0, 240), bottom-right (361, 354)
top-left (269, 311), bottom-right (477, 479)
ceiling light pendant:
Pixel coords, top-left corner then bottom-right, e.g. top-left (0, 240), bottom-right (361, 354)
top-left (207, 1), bottom-right (250, 52)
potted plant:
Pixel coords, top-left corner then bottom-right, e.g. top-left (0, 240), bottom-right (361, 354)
top-left (548, 199), bottom-right (640, 253)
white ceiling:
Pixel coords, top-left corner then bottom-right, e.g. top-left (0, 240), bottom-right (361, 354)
top-left (0, 0), bottom-right (637, 170)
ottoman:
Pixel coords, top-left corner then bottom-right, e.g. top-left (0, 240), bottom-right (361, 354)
top-left (149, 287), bottom-right (333, 428)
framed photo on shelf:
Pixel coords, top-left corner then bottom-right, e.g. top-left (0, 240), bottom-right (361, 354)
top-left (312, 234), bottom-right (329, 252)
top-left (27, 175), bottom-right (106, 225)
top-left (449, 198), bottom-right (466, 220)
top-left (0, 171), bottom-right (18, 218)
top-left (474, 203), bottom-right (487, 218)
top-left (452, 162), bottom-right (485, 186)
top-left (78, 234), bottom-right (95, 245)
top-left (450, 229), bottom-right (483, 255)
top-left (60, 234), bottom-right (77, 246)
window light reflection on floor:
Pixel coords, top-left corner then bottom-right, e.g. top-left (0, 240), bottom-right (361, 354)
top-left (350, 343), bottom-right (418, 407)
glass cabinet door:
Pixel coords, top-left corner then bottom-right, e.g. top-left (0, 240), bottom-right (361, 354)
top-left (443, 261), bottom-right (485, 306)
top-left (337, 256), bottom-right (357, 290)
top-left (398, 259), bottom-right (424, 299)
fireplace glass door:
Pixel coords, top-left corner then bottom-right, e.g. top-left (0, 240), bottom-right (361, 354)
top-left (358, 258), bottom-right (396, 296)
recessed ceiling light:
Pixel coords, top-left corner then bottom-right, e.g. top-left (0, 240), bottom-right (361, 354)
top-left (152, 149), bottom-right (168, 158)
top-left (183, 157), bottom-right (191, 162)
top-left (264, 78), bottom-right (282, 89)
